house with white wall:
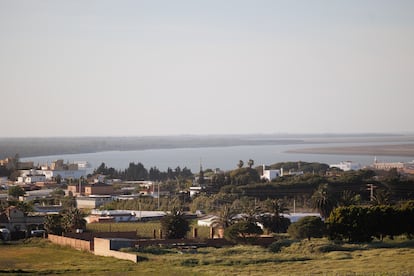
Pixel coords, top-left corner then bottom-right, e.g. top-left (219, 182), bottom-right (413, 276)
top-left (261, 165), bottom-right (283, 181)
top-left (329, 161), bottom-right (361, 171)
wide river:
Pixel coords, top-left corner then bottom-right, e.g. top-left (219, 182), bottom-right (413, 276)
top-left (22, 140), bottom-right (414, 173)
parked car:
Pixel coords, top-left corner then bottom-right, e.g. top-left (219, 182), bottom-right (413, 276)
top-left (0, 228), bottom-right (10, 241)
top-left (30, 229), bottom-right (45, 237)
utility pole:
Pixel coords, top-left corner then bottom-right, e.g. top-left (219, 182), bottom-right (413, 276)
top-left (293, 199), bottom-right (296, 214)
top-left (157, 181), bottom-right (160, 210)
top-left (366, 184), bottom-right (377, 201)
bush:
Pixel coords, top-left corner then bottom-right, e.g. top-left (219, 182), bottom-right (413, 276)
top-left (181, 258), bottom-right (199, 267)
top-left (160, 210), bottom-right (190, 239)
top-left (287, 216), bottom-right (325, 240)
top-left (269, 239), bottom-right (293, 253)
top-left (326, 205), bottom-right (414, 242)
top-left (260, 215), bottom-right (291, 234)
top-left (224, 221), bottom-right (263, 244)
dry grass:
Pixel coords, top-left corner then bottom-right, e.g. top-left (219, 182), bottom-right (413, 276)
top-left (1, 237), bottom-right (414, 275)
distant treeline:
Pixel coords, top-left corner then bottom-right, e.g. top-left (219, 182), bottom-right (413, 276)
top-left (0, 136), bottom-right (304, 159)
top-left (94, 162), bottom-right (193, 182)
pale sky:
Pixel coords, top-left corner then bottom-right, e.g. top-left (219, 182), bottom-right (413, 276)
top-left (1, 0), bottom-right (413, 137)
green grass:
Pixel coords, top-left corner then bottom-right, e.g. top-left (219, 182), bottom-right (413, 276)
top-left (1, 237), bottom-right (414, 275)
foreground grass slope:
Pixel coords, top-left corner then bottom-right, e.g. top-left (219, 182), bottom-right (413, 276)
top-left (1, 238), bottom-right (414, 275)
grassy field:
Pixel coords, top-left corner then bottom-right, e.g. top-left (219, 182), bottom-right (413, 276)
top-left (86, 221), bottom-right (211, 239)
top-left (1, 237), bottom-right (414, 275)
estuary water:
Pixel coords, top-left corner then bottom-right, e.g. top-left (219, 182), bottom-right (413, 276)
top-left (22, 141), bottom-right (414, 173)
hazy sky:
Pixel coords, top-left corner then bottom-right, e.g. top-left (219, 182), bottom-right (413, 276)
top-left (1, 0), bottom-right (413, 137)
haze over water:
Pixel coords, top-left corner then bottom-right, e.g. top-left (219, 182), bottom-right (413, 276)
top-left (23, 140), bottom-right (414, 173)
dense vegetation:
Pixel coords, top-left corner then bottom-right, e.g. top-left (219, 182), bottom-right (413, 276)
top-left (327, 203), bottom-right (414, 242)
top-left (94, 162), bottom-right (194, 182)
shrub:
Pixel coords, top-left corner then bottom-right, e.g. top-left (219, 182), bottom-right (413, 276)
top-left (269, 239), bottom-right (293, 253)
top-left (181, 258), bottom-right (199, 267)
top-left (160, 210), bottom-right (190, 239)
top-left (287, 216), bottom-right (325, 240)
top-left (224, 221), bottom-right (263, 244)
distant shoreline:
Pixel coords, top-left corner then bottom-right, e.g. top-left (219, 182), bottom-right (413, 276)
top-left (287, 144), bottom-right (414, 158)
top-left (2, 134), bottom-right (414, 160)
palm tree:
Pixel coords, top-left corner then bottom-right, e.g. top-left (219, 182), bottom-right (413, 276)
top-left (260, 199), bottom-right (291, 234)
top-left (311, 184), bottom-right (336, 219)
top-left (247, 159), bottom-right (254, 169)
top-left (44, 214), bottom-right (63, 235)
top-left (371, 189), bottom-right (391, 206)
top-left (237, 160), bottom-right (244, 169)
top-left (213, 204), bottom-right (236, 229)
top-left (338, 190), bottom-right (360, 207)
top-left (264, 199), bottom-right (289, 217)
top-left (62, 208), bottom-right (86, 233)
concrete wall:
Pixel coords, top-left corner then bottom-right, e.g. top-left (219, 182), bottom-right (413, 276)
top-left (48, 234), bottom-right (93, 252)
top-left (94, 238), bottom-right (139, 263)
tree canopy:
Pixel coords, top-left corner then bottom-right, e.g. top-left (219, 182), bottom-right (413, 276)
top-left (160, 210), bottom-right (190, 239)
top-left (287, 216), bottom-right (325, 240)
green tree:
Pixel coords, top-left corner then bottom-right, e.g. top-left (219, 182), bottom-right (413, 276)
top-left (198, 167), bottom-right (205, 186)
top-left (338, 190), bottom-right (360, 207)
top-left (8, 185), bottom-right (25, 198)
top-left (311, 184), bottom-right (336, 218)
top-left (287, 216), bottom-right (325, 240)
top-left (229, 168), bottom-right (260, 185)
top-left (326, 206), bottom-right (373, 242)
top-left (44, 214), bottom-right (64, 235)
top-left (237, 160), bottom-right (244, 169)
top-left (16, 201), bottom-right (33, 215)
top-left (160, 209), bottom-right (190, 239)
top-left (55, 174), bottom-right (62, 184)
top-left (247, 159), bottom-right (254, 169)
top-left (61, 195), bottom-right (76, 209)
top-left (371, 189), bottom-right (391, 206)
top-left (224, 221), bottom-right (263, 244)
top-left (61, 208), bottom-right (86, 233)
top-left (260, 199), bottom-right (291, 233)
top-left (213, 204), bottom-right (236, 229)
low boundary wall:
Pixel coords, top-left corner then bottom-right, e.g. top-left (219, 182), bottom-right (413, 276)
top-left (63, 231), bottom-right (137, 241)
top-left (48, 234), bottom-right (93, 252)
top-left (94, 238), bottom-right (139, 263)
top-left (48, 234), bottom-right (276, 264)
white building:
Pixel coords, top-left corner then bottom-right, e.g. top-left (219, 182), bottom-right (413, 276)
top-left (190, 186), bottom-right (203, 197)
top-left (284, 212), bottom-right (322, 223)
top-left (42, 169), bottom-right (87, 180)
top-left (20, 168), bottom-right (87, 181)
top-left (86, 209), bottom-right (166, 223)
top-left (329, 161), bottom-right (361, 171)
top-left (261, 165), bottom-right (282, 181)
top-left (19, 189), bottom-right (55, 202)
top-left (76, 195), bottom-right (113, 209)
top-left (17, 170), bottom-right (47, 184)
